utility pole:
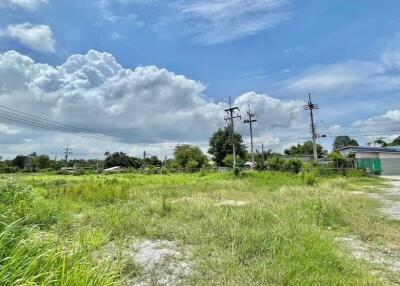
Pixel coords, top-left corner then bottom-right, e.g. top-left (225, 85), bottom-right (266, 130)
top-left (143, 151), bottom-right (146, 160)
top-left (64, 147), bottom-right (72, 167)
top-left (304, 93), bottom-right (318, 164)
top-left (224, 96), bottom-right (241, 168)
top-left (261, 143), bottom-right (264, 153)
top-left (243, 104), bottom-right (257, 169)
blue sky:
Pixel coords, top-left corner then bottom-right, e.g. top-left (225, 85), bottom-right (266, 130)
top-left (0, 0), bottom-right (399, 158)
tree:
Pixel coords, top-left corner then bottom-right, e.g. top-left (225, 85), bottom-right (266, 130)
top-left (333, 135), bottom-right (359, 150)
top-left (174, 145), bottom-right (207, 168)
top-left (208, 128), bottom-right (247, 166)
top-left (374, 139), bottom-right (388, 147)
top-left (104, 152), bottom-right (131, 168)
top-left (284, 141), bottom-right (325, 158)
top-left (12, 155), bottom-right (26, 169)
top-left (37, 155), bottom-right (51, 169)
top-left (390, 136), bottom-right (400, 146)
top-left (143, 156), bottom-right (161, 167)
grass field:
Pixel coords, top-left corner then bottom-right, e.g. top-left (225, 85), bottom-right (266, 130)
top-left (1, 171), bottom-right (399, 285)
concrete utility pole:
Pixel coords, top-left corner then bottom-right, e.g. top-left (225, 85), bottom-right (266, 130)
top-left (143, 151), bottom-right (146, 160)
top-left (243, 104), bottom-right (257, 169)
top-left (304, 94), bottom-right (318, 164)
top-left (224, 96), bottom-right (241, 168)
top-left (64, 147), bottom-right (72, 167)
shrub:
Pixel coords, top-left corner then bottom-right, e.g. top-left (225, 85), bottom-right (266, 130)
top-left (283, 159), bottom-right (303, 173)
top-left (186, 159), bottom-right (199, 172)
top-left (233, 167), bottom-right (241, 178)
top-left (304, 172), bottom-right (317, 186)
top-left (144, 165), bottom-right (157, 174)
top-left (0, 178), bottom-right (33, 219)
top-left (267, 156), bottom-right (283, 171)
top-left (160, 167), bottom-right (169, 175)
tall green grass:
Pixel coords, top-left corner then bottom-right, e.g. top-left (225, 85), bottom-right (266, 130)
top-left (0, 172), bottom-right (385, 285)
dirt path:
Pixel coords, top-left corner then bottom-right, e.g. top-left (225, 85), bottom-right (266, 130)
top-left (338, 176), bottom-right (400, 285)
top-left (369, 176), bottom-right (400, 220)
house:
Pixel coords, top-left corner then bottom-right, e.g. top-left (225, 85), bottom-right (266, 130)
top-left (244, 161), bottom-right (256, 169)
top-left (337, 146), bottom-right (400, 175)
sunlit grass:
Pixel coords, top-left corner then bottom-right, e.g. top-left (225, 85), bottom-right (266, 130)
top-left (0, 171), bottom-right (394, 285)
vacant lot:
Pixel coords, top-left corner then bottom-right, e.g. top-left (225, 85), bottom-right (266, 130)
top-left (1, 172), bottom-right (400, 285)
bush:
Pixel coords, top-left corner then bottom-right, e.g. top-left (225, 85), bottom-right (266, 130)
top-left (0, 178), bottom-right (33, 219)
top-left (233, 167), bottom-right (241, 178)
top-left (160, 167), bottom-right (169, 175)
top-left (305, 172), bottom-right (317, 186)
top-left (267, 156), bottom-right (283, 171)
top-left (144, 165), bottom-right (157, 174)
top-left (283, 159), bottom-right (303, 173)
top-left (186, 159), bottom-right (199, 172)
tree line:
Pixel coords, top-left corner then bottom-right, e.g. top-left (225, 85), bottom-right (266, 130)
top-left (1, 129), bottom-right (399, 173)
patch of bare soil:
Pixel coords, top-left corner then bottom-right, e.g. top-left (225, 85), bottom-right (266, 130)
top-left (214, 200), bottom-right (248, 206)
top-left (336, 236), bottom-right (400, 273)
top-left (94, 239), bottom-right (193, 286)
top-left (364, 177), bottom-right (400, 221)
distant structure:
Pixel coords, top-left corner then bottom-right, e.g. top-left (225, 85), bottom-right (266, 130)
top-left (338, 146), bottom-right (400, 175)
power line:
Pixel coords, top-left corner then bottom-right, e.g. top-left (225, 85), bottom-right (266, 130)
top-left (0, 105), bottom-right (180, 148)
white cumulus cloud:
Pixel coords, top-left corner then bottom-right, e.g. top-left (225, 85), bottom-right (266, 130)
top-left (0, 49), bottom-right (304, 158)
top-left (0, 23), bottom-right (56, 53)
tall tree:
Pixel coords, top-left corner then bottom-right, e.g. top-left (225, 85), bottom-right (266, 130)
top-left (208, 128), bottom-right (247, 166)
top-left (174, 145), bottom-right (207, 168)
top-left (284, 141), bottom-right (325, 158)
top-left (104, 152), bottom-right (131, 168)
top-left (333, 135), bottom-right (359, 150)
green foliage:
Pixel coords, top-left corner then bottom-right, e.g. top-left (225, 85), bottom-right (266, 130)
top-left (0, 172), bottom-right (384, 285)
top-left (266, 156), bottom-right (283, 171)
top-left (186, 159), bottom-right (200, 172)
top-left (328, 151), bottom-right (349, 169)
top-left (392, 136), bottom-right (400, 146)
top-left (284, 141), bottom-right (325, 158)
top-left (233, 167), bottom-right (241, 177)
top-left (223, 154), bottom-right (243, 168)
top-left (174, 144), bottom-right (207, 169)
top-left (283, 159), bottom-right (303, 173)
top-left (160, 167), bottom-right (169, 175)
top-left (303, 171), bottom-right (317, 185)
top-left (332, 135), bottom-right (359, 150)
top-left (0, 221), bottom-right (117, 286)
top-left (208, 127), bottom-right (247, 166)
top-left (104, 151), bottom-right (142, 168)
top-left (0, 178), bottom-right (33, 219)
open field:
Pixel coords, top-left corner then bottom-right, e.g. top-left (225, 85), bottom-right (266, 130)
top-left (1, 172), bottom-right (400, 285)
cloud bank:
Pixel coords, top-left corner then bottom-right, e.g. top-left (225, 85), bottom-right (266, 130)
top-left (0, 49), bottom-right (304, 158)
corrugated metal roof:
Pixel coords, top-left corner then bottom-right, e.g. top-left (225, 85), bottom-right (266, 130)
top-left (337, 146), bottom-right (400, 153)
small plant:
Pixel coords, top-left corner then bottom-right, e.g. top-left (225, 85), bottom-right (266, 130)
top-left (233, 167), bottom-right (241, 178)
top-left (161, 195), bottom-right (172, 214)
top-left (0, 178), bottom-right (33, 219)
top-left (160, 167), bottom-right (169, 175)
top-left (304, 172), bottom-right (317, 186)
